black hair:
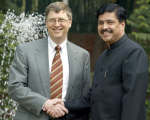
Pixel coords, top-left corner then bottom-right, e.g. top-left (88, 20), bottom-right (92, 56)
top-left (96, 3), bottom-right (127, 23)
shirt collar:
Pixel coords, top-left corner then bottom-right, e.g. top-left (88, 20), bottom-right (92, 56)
top-left (48, 36), bottom-right (67, 52)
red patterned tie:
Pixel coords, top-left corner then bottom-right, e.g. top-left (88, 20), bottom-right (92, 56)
top-left (50, 45), bottom-right (63, 99)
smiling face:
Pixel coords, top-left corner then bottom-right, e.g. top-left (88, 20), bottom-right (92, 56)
top-left (98, 12), bottom-right (125, 44)
top-left (46, 10), bottom-right (72, 44)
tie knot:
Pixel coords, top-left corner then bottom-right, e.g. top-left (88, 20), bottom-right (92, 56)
top-left (55, 45), bottom-right (61, 52)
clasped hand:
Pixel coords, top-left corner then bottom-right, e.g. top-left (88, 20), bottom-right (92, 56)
top-left (43, 98), bottom-right (68, 118)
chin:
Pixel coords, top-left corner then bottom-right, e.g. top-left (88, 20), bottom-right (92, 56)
top-left (103, 38), bottom-right (110, 41)
top-left (103, 36), bottom-right (112, 41)
top-left (53, 35), bottom-right (63, 38)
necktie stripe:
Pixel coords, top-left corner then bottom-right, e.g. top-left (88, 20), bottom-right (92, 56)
top-left (51, 59), bottom-right (61, 69)
top-left (50, 45), bottom-right (63, 99)
top-left (51, 86), bottom-right (62, 98)
top-left (52, 93), bottom-right (62, 99)
top-left (53, 53), bottom-right (60, 61)
top-left (50, 73), bottom-right (63, 86)
top-left (50, 77), bottom-right (63, 88)
top-left (50, 68), bottom-right (62, 80)
top-left (51, 63), bottom-right (62, 75)
top-left (50, 74), bottom-right (63, 86)
top-left (50, 71), bottom-right (63, 82)
top-left (55, 94), bottom-right (61, 98)
top-left (50, 79), bottom-right (63, 92)
top-left (51, 85), bottom-right (62, 97)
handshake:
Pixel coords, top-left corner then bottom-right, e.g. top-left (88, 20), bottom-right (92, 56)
top-left (42, 98), bottom-right (68, 118)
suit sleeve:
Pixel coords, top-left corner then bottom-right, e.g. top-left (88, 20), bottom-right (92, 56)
top-left (8, 45), bottom-right (47, 116)
top-left (121, 48), bottom-right (149, 120)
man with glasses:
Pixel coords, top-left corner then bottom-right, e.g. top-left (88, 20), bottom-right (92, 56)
top-left (8, 2), bottom-right (91, 120)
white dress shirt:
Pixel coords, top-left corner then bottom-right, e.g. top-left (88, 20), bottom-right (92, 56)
top-left (48, 37), bottom-right (69, 100)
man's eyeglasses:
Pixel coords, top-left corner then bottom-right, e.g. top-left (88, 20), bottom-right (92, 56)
top-left (46, 18), bottom-right (69, 24)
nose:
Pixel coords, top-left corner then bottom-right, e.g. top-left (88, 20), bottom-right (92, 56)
top-left (54, 20), bottom-right (60, 26)
top-left (103, 23), bottom-right (108, 29)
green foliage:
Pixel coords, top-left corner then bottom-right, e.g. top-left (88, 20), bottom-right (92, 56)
top-left (0, 12), bottom-right (18, 120)
top-left (0, 11), bottom-right (4, 24)
top-left (127, 0), bottom-right (150, 64)
top-left (0, 0), bottom-right (18, 14)
top-left (127, 0), bottom-right (150, 119)
top-left (127, 0), bottom-right (150, 37)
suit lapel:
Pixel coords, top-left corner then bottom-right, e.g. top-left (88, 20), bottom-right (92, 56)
top-left (35, 38), bottom-right (50, 98)
top-left (65, 42), bottom-right (78, 100)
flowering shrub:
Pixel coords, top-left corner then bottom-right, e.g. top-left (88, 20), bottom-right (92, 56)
top-left (0, 11), bottom-right (47, 120)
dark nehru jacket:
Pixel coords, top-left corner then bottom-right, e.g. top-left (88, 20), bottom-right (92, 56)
top-left (66, 34), bottom-right (149, 120)
top-left (90, 34), bottom-right (148, 120)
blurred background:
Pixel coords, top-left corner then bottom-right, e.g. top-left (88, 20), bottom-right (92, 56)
top-left (0, 0), bottom-right (150, 119)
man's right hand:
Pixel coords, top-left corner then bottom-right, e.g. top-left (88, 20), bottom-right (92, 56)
top-left (42, 98), bottom-right (68, 118)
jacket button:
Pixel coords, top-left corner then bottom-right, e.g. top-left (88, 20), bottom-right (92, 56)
top-left (94, 84), bottom-right (98, 88)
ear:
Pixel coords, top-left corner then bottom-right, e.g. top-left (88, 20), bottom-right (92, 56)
top-left (120, 21), bottom-right (125, 33)
top-left (121, 21), bottom-right (125, 27)
top-left (68, 20), bottom-right (72, 28)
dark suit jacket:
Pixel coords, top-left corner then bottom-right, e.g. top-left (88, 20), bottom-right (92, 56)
top-left (66, 34), bottom-right (149, 120)
top-left (8, 38), bottom-right (91, 120)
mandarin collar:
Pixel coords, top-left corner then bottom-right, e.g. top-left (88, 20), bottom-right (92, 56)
top-left (108, 34), bottom-right (127, 50)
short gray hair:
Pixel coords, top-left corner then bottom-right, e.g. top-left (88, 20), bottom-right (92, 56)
top-left (45, 2), bottom-right (72, 20)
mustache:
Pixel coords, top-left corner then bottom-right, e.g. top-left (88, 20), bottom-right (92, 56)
top-left (100, 29), bottom-right (113, 34)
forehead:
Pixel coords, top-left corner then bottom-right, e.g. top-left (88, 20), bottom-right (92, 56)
top-left (47, 10), bottom-right (68, 18)
top-left (98, 12), bottom-right (118, 21)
